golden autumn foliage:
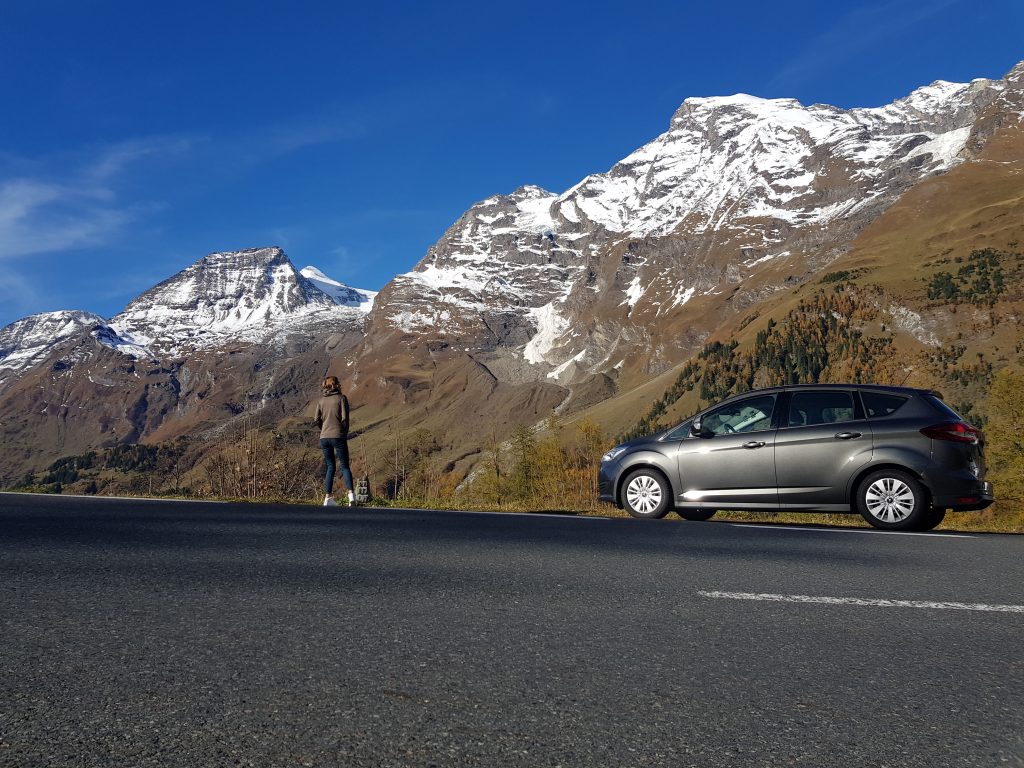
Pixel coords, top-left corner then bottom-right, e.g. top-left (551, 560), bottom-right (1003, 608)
top-left (978, 368), bottom-right (1024, 528)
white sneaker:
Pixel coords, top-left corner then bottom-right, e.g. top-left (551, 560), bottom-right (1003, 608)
top-left (323, 495), bottom-right (338, 507)
top-left (347, 490), bottom-right (356, 506)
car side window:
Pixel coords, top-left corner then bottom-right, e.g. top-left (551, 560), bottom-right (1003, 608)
top-left (862, 391), bottom-right (909, 418)
top-left (787, 391), bottom-right (856, 427)
top-left (665, 421), bottom-right (693, 440)
top-left (702, 394), bottom-right (777, 435)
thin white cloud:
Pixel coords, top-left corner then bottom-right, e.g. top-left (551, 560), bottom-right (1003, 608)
top-left (0, 138), bottom-right (189, 262)
top-left (764, 0), bottom-right (962, 97)
top-left (0, 178), bottom-right (130, 259)
top-left (262, 116), bottom-right (367, 157)
top-left (84, 136), bottom-right (195, 182)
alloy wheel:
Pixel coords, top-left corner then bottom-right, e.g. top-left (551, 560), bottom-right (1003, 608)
top-left (864, 477), bottom-right (916, 523)
top-left (626, 474), bottom-right (663, 516)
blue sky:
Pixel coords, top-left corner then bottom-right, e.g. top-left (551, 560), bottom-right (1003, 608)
top-left (1, 0), bottom-right (1021, 328)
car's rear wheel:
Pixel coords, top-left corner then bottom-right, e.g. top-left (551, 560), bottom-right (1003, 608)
top-left (621, 469), bottom-right (671, 519)
top-left (678, 509), bottom-right (715, 521)
top-left (856, 469), bottom-right (928, 531)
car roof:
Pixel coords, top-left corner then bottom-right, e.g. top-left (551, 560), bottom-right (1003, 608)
top-left (709, 383), bottom-right (936, 407)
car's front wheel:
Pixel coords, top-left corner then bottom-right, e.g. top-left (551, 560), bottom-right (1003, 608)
top-left (621, 469), bottom-right (671, 519)
top-left (856, 469), bottom-right (929, 531)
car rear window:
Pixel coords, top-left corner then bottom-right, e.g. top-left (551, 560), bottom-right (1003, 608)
top-left (861, 391), bottom-right (909, 418)
top-left (924, 394), bottom-right (966, 421)
top-left (787, 391), bottom-right (856, 426)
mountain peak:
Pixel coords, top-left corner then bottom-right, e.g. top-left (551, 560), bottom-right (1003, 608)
top-left (299, 266), bottom-right (376, 310)
top-left (0, 310), bottom-right (110, 376)
top-left (1005, 59), bottom-right (1024, 85)
top-left (1, 309), bottom-right (106, 345)
top-left (510, 184), bottom-right (555, 200)
top-left (110, 247), bottom-right (340, 352)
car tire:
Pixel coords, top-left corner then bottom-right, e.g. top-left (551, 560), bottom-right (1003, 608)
top-left (678, 509), bottom-right (715, 521)
top-left (856, 469), bottom-right (929, 531)
top-left (621, 469), bottom-right (672, 519)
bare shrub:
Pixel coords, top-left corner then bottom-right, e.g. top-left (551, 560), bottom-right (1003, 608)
top-left (200, 416), bottom-right (322, 501)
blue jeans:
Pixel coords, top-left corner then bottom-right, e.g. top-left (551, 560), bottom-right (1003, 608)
top-left (321, 438), bottom-right (353, 494)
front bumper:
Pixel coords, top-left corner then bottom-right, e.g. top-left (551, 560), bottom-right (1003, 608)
top-left (598, 461), bottom-right (620, 506)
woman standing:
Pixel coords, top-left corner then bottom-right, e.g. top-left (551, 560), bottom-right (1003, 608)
top-left (315, 375), bottom-right (354, 506)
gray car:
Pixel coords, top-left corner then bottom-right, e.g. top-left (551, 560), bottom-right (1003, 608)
top-left (599, 384), bottom-right (993, 531)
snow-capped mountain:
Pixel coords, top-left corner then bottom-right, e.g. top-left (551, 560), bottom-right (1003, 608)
top-left (0, 247), bottom-right (377, 477)
top-left (109, 247), bottom-right (371, 355)
top-left (0, 311), bottom-right (106, 377)
top-left (0, 246), bottom-right (373, 375)
top-left (364, 64), bottom-right (1021, 386)
top-left (0, 310), bottom-right (150, 381)
top-left (300, 266), bottom-right (376, 311)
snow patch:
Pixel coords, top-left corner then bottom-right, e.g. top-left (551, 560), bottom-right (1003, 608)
top-left (547, 349), bottom-right (586, 380)
top-left (744, 251), bottom-right (789, 267)
top-left (621, 276), bottom-right (645, 308)
top-left (906, 126), bottom-right (972, 167)
top-left (671, 285), bottom-right (696, 308)
top-left (523, 302), bottom-right (570, 364)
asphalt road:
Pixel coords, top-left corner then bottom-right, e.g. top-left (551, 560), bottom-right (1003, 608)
top-left (1, 494), bottom-right (1022, 768)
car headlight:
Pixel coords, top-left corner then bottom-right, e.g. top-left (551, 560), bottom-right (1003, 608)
top-left (602, 445), bottom-right (627, 463)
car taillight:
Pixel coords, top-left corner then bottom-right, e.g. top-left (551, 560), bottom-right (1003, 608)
top-left (920, 422), bottom-right (980, 444)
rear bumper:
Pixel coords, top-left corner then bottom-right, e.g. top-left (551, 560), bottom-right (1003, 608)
top-left (930, 476), bottom-right (994, 512)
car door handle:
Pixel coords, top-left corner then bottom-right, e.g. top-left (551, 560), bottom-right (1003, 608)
top-left (742, 441), bottom-right (766, 449)
top-left (834, 432), bottom-right (862, 440)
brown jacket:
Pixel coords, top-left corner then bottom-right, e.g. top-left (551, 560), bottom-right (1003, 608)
top-left (315, 392), bottom-right (349, 439)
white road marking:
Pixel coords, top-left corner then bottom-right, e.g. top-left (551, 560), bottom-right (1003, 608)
top-left (0, 491), bottom-right (226, 504)
top-left (429, 508), bottom-right (612, 521)
top-left (731, 523), bottom-right (973, 538)
top-left (698, 591), bottom-right (1024, 613)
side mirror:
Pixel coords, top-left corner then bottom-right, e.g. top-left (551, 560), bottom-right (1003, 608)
top-left (691, 418), bottom-right (713, 438)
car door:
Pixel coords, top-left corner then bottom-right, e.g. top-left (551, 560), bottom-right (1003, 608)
top-left (675, 392), bottom-right (780, 511)
top-left (774, 389), bottom-right (873, 511)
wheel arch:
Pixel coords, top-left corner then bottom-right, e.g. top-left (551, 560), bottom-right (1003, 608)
top-left (848, 462), bottom-right (933, 508)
